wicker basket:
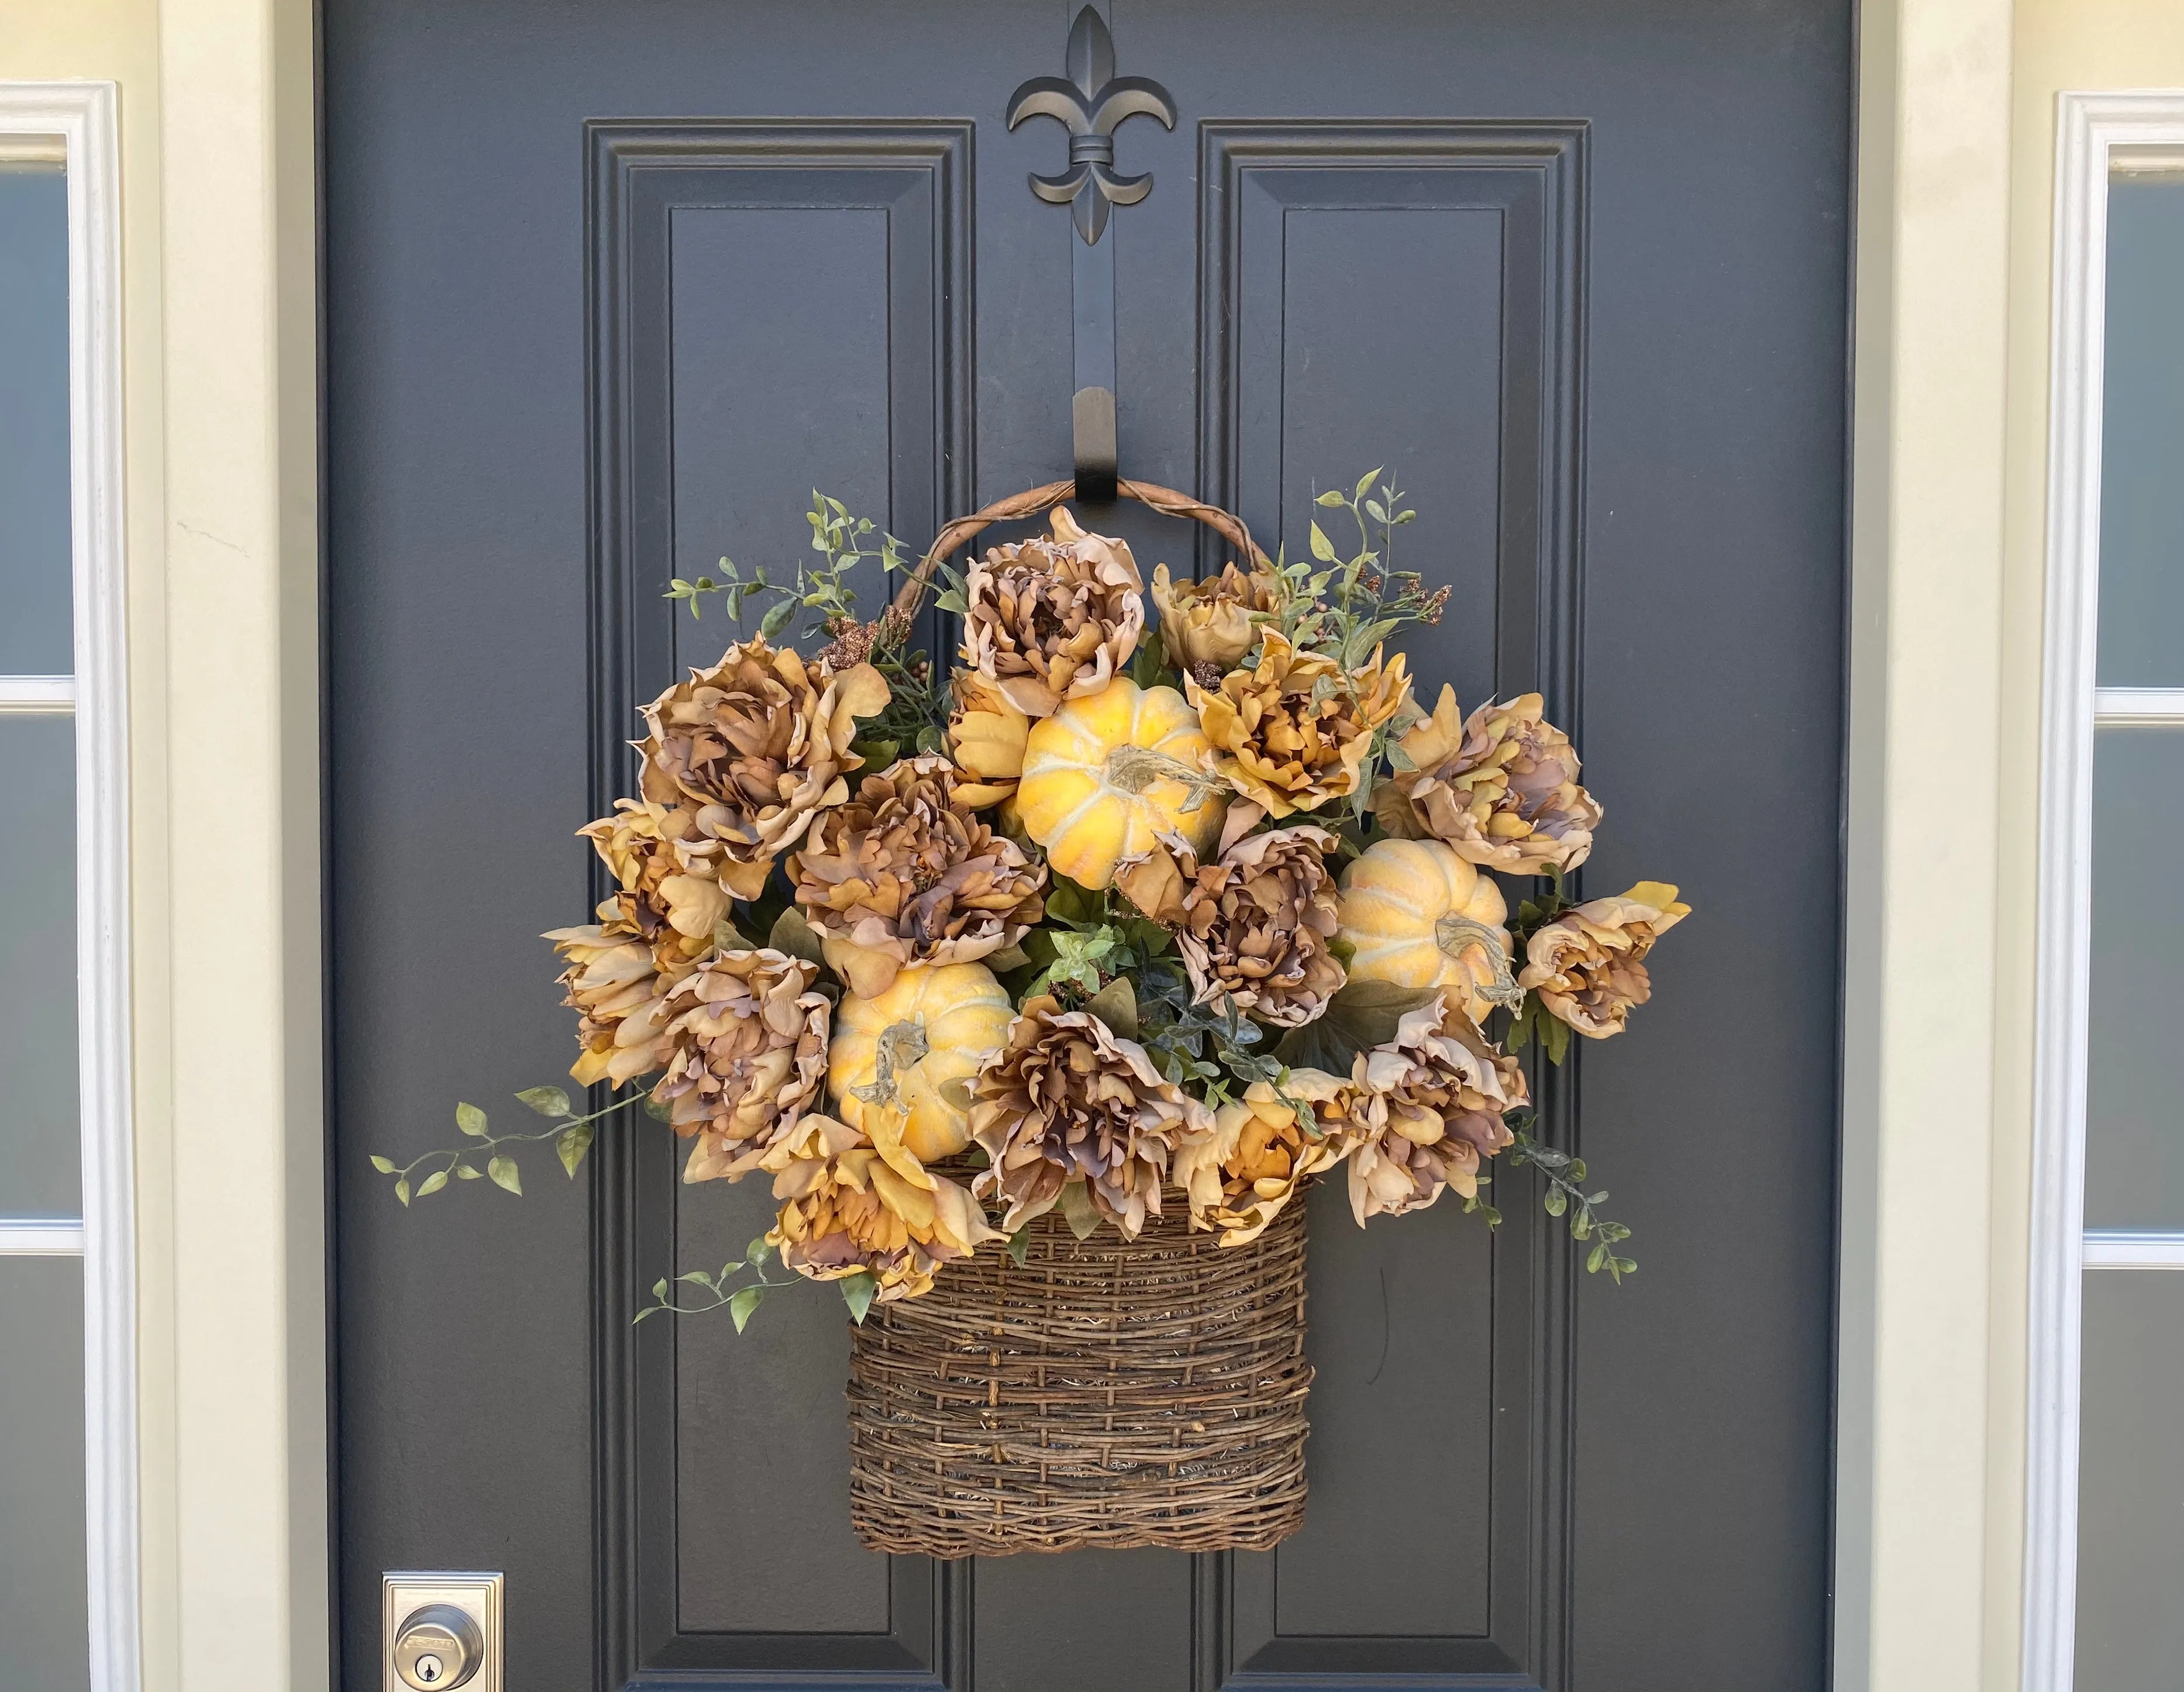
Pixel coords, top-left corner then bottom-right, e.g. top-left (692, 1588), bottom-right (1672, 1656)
top-left (846, 1193), bottom-right (1313, 1557)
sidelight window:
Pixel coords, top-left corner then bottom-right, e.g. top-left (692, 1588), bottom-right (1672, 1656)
top-left (2028, 95), bottom-right (2184, 1692)
top-left (0, 85), bottom-right (133, 1692)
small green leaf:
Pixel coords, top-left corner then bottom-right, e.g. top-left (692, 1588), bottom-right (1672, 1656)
top-left (1543, 1186), bottom-right (1568, 1217)
top-left (455, 1102), bottom-right (488, 1137)
top-left (768, 907), bottom-right (827, 967)
top-left (1060, 1177), bottom-right (1100, 1240)
top-left (758, 598), bottom-right (795, 638)
top-left (840, 1272), bottom-right (878, 1324)
top-left (747, 1236), bottom-right (774, 1267)
top-left (1308, 521), bottom-right (1338, 563)
top-left (1363, 498), bottom-right (1389, 523)
top-left (1082, 977), bottom-right (1138, 1040)
top-left (487, 1155), bottom-right (522, 1197)
top-left (653, 1278), bottom-right (669, 1299)
top-left (455, 1164), bottom-right (482, 1180)
top-left (1272, 978), bottom-right (1439, 1074)
top-left (416, 1169), bottom-right (449, 1199)
top-left (1007, 1229), bottom-right (1031, 1268)
top-left (1587, 1243), bottom-right (1607, 1274)
top-left (1314, 488), bottom-right (1347, 508)
top-left (394, 1178), bottom-right (411, 1207)
top-left (557, 1123), bottom-right (594, 1178)
top-left (933, 588), bottom-right (969, 614)
top-left (369, 1154), bottom-right (397, 1174)
top-left (1355, 466), bottom-right (1383, 502)
top-left (516, 1085), bottom-right (571, 1118)
top-left (728, 1286), bottom-right (764, 1332)
top-left (643, 1095), bottom-right (673, 1122)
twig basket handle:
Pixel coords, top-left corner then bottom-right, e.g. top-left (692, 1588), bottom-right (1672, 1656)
top-left (884, 478), bottom-right (1270, 635)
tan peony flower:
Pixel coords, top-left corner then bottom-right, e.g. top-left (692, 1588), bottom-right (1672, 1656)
top-left (1149, 559), bottom-right (1282, 679)
top-left (945, 670), bottom-right (1031, 811)
top-left (1186, 628), bottom-right (1411, 818)
top-left (1174, 1071), bottom-right (1352, 1245)
top-left (1380, 686), bottom-right (1601, 874)
top-left (637, 637), bottom-right (890, 900)
top-left (653, 948), bottom-right (832, 1183)
top-left (969, 994), bottom-right (1214, 1238)
top-left (1115, 810), bottom-right (1346, 1028)
top-left (1340, 997), bottom-right (1527, 1226)
top-left (960, 506), bottom-right (1145, 717)
top-left (762, 1112), bottom-right (1001, 1303)
top-left (1517, 881), bottom-right (1690, 1039)
top-left (543, 799), bottom-right (729, 1087)
top-left (788, 756), bottom-right (1046, 999)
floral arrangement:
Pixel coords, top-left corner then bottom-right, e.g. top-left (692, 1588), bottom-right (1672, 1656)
top-left (374, 475), bottom-right (1689, 1326)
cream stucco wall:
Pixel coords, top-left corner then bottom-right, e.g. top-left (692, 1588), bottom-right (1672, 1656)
top-left (6, 0), bottom-right (2176, 1687)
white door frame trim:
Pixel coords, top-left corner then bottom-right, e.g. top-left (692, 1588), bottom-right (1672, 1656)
top-left (0, 79), bottom-right (138, 1692)
top-left (2023, 87), bottom-right (2184, 1692)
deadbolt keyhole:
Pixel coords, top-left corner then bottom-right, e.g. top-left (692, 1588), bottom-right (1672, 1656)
top-left (392, 1603), bottom-right (482, 1691)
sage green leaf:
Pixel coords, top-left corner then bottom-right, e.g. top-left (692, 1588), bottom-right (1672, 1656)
top-left (1308, 521), bottom-right (1338, 563)
top-left (1544, 1186), bottom-right (1568, 1217)
top-left (416, 1169), bottom-right (449, 1199)
top-left (1060, 1177), bottom-right (1100, 1241)
top-left (1007, 1229), bottom-right (1031, 1268)
top-left (982, 942), bottom-right (1032, 973)
top-left (1587, 1243), bottom-right (1607, 1274)
top-left (728, 1286), bottom-right (764, 1332)
top-left (516, 1085), bottom-right (571, 1118)
top-left (1315, 488), bottom-right (1347, 507)
top-left (557, 1123), bottom-right (594, 1178)
top-left (746, 1236), bottom-right (773, 1267)
top-left (1355, 466), bottom-right (1382, 502)
top-left (455, 1102), bottom-right (488, 1137)
top-left (840, 1272), bottom-right (878, 1325)
top-left (653, 1278), bottom-right (669, 1299)
top-left (643, 1095), bottom-right (673, 1122)
top-left (1082, 977), bottom-right (1138, 1040)
top-left (757, 598), bottom-right (795, 638)
top-left (851, 738), bottom-right (898, 768)
top-left (369, 1154), bottom-right (397, 1174)
top-left (395, 1178), bottom-right (411, 1207)
top-left (768, 907), bottom-right (826, 967)
top-left (487, 1155), bottom-right (522, 1197)
top-left (933, 588), bottom-right (969, 614)
top-left (1270, 978), bottom-right (1440, 1074)
top-left (454, 1164), bottom-right (482, 1180)
top-left (1043, 876), bottom-right (1101, 927)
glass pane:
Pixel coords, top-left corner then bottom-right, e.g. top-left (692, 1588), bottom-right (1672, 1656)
top-left (2076, 1271), bottom-right (2184, 1690)
top-left (0, 716), bottom-right (79, 1216)
top-left (2084, 725), bottom-right (2184, 1228)
top-left (0, 163), bottom-right (73, 676)
top-left (0, 1256), bottom-right (88, 1692)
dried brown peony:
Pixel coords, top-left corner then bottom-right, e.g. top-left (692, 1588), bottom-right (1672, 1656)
top-left (653, 947), bottom-right (832, 1184)
top-left (1186, 628), bottom-right (1412, 818)
top-left (960, 506), bottom-right (1145, 717)
top-left (1174, 1071), bottom-right (1352, 1245)
top-left (543, 798), bottom-right (730, 1088)
top-left (1115, 810), bottom-right (1346, 1028)
top-left (944, 670), bottom-right (1031, 811)
top-left (637, 636), bottom-right (890, 901)
top-left (1517, 881), bottom-right (1690, 1039)
top-left (1150, 559), bottom-right (1282, 678)
top-left (1378, 686), bottom-right (1601, 875)
top-left (969, 994), bottom-right (1214, 1239)
top-left (762, 1113), bottom-right (1001, 1303)
top-left (1340, 997), bottom-right (1528, 1226)
top-left (788, 756), bottom-right (1046, 999)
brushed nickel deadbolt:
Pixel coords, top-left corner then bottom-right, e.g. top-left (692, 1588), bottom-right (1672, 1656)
top-left (383, 1572), bottom-right (502, 1692)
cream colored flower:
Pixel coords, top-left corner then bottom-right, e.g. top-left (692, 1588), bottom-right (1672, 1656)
top-left (1340, 997), bottom-right (1527, 1225)
top-left (1186, 628), bottom-right (1411, 818)
top-left (1150, 559), bottom-right (1281, 678)
top-left (1380, 686), bottom-right (1600, 874)
top-left (960, 506), bottom-right (1145, 716)
top-left (1174, 1071), bottom-right (1351, 1245)
top-left (1517, 881), bottom-right (1690, 1038)
top-left (637, 637), bottom-right (890, 900)
top-left (654, 949), bottom-right (832, 1183)
top-left (944, 670), bottom-right (1031, 810)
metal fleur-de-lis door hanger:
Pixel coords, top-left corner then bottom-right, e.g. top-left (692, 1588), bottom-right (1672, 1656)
top-left (1008, 6), bottom-right (1175, 501)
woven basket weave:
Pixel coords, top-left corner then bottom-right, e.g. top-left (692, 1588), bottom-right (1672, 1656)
top-left (846, 1194), bottom-right (1312, 1557)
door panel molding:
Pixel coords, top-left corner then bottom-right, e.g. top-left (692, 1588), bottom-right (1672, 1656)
top-left (1195, 120), bottom-right (1587, 1691)
top-left (584, 117), bottom-right (974, 1690)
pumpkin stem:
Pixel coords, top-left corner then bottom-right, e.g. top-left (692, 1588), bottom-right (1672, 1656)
top-left (850, 1019), bottom-right (930, 1108)
top-left (1104, 745), bottom-right (1231, 815)
top-left (1434, 915), bottom-right (1524, 1010)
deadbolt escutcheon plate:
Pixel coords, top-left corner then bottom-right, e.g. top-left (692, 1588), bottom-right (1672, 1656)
top-left (383, 1572), bottom-right (502, 1692)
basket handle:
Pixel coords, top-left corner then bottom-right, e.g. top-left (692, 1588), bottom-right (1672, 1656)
top-left (882, 478), bottom-right (1271, 639)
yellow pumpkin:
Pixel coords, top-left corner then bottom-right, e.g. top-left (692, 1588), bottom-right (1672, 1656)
top-left (1335, 838), bottom-right (1518, 1024)
top-left (1014, 678), bottom-right (1227, 888)
top-left (827, 962), bottom-right (1015, 1164)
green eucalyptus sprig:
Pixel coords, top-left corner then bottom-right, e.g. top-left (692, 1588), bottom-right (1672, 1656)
top-left (633, 1235), bottom-right (870, 1329)
top-left (1506, 1121), bottom-right (1636, 1282)
top-left (369, 1082), bottom-right (657, 1204)
top-left (1270, 467), bottom-right (1449, 670)
top-left (665, 491), bottom-right (908, 643)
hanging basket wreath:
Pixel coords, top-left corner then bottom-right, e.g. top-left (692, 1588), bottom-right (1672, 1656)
top-left (376, 471), bottom-right (1690, 1556)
